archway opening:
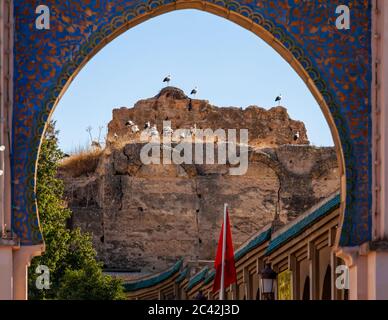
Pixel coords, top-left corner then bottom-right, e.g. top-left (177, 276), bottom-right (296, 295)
top-left (30, 2), bottom-right (346, 299)
top-left (53, 8), bottom-right (340, 271)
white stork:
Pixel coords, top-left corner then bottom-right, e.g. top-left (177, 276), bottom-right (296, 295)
top-left (180, 131), bottom-right (186, 140)
top-left (125, 120), bottom-right (134, 127)
top-left (190, 124), bottom-right (197, 136)
top-left (150, 125), bottom-right (159, 137)
top-left (163, 125), bottom-right (173, 136)
top-left (190, 86), bottom-right (198, 98)
top-left (163, 75), bottom-right (171, 86)
top-left (132, 125), bottom-right (140, 133)
top-left (275, 94), bottom-right (282, 106)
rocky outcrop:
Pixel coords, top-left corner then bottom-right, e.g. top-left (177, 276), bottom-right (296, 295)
top-left (107, 87), bottom-right (309, 148)
top-left (60, 88), bottom-right (339, 274)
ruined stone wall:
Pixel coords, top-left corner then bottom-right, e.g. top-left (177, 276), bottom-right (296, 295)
top-left (61, 144), bottom-right (338, 273)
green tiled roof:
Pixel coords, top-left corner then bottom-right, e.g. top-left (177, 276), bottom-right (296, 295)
top-left (234, 228), bottom-right (272, 261)
top-left (187, 267), bottom-right (208, 291)
top-left (265, 194), bottom-right (340, 255)
top-left (175, 267), bottom-right (189, 284)
top-left (203, 269), bottom-right (216, 286)
top-left (123, 194), bottom-right (340, 294)
top-left (123, 260), bottom-right (183, 292)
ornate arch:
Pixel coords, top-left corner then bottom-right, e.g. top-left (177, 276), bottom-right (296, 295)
top-left (13, 0), bottom-right (372, 246)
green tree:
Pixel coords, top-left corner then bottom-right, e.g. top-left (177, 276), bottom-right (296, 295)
top-left (28, 121), bottom-right (125, 300)
top-left (57, 263), bottom-right (125, 300)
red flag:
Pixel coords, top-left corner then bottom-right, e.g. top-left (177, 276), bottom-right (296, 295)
top-left (212, 206), bottom-right (237, 294)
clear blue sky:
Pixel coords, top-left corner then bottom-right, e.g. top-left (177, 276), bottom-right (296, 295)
top-left (53, 9), bottom-right (334, 152)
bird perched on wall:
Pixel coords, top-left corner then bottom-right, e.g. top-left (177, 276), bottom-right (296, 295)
top-left (150, 125), bottom-right (159, 137)
top-left (190, 86), bottom-right (198, 98)
top-left (125, 120), bottom-right (134, 127)
top-left (163, 75), bottom-right (171, 86)
top-left (163, 125), bottom-right (173, 136)
top-left (132, 125), bottom-right (140, 133)
top-left (190, 124), bottom-right (197, 136)
top-left (144, 121), bottom-right (151, 129)
top-left (275, 94), bottom-right (282, 106)
top-left (293, 131), bottom-right (300, 141)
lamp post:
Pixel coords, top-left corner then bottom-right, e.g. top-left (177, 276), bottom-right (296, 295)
top-left (260, 264), bottom-right (277, 300)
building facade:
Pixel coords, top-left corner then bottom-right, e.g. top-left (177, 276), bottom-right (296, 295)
top-left (125, 194), bottom-right (348, 300)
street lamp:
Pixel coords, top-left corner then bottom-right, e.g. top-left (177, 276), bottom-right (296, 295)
top-left (260, 264), bottom-right (277, 300)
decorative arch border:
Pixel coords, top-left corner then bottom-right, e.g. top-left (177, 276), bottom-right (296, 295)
top-left (12, 0), bottom-right (372, 247)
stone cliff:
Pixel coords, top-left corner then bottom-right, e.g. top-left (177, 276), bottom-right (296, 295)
top-left (59, 87), bottom-right (339, 274)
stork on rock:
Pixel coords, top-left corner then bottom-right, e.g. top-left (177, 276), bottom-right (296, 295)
top-left (150, 125), bottom-right (159, 138)
top-left (163, 75), bottom-right (171, 86)
top-left (293, 131), bottom-right (300, 141)
top-left (190, 124), bottom-right (197, 136)
top-left (190, 86), bottom-right (198, 98)
top-left (125, 120), bottom-right (134, 127)
top-left (180, 131), bottom-right (186, 140)
top-left (163, 125), bottom-right (173, 136)
top-left (144, 121), bottom-right (151, 129)
top-left (275, 94), bottom-right (282, 106)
